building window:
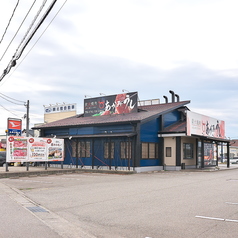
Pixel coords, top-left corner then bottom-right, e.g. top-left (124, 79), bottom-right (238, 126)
top-left (183, 143), bottom-right (193, 159)
top-left (68, 106), bottom-right (71, 110)
top-left (72, 141), bottom-right (91, 158)
top-left (166, 147), bottom-right (172, 157)
top-left (72, 140), bottom-right (76, 157)
top-left (120, 141), bottom-right (131, 159)
top-left (142, 142), bottom-right (158, 159)
top-left (104, 142), bottom-right (115, 159)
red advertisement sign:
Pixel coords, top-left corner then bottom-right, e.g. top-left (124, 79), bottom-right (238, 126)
top-left (7, 118), bottom-right (22, 135)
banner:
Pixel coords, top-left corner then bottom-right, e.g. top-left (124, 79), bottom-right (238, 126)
top-left (84, 92), bottom-right (138, 117)
top-left (6, 136), bottom-right (64, 163)
top-left (186, 111), bottom-right (225, 139)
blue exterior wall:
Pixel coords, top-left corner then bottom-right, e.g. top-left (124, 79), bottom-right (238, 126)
top-left (140, 118), bottom-right (161, 167)
top-left (42, 109), bottom-right (182, 169)
top-left (163, 110), bottom-right (180, 128)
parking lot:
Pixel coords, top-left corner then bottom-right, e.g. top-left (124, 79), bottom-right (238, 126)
top-left (0, 167), bottom-right (238, 238)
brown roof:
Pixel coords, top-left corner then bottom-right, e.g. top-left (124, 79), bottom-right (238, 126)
top-left (33, 100), bottom-right (190, 129)
top-left (161, 120), bottom-right (186, 133)
top-left (230, 140), bottom-right (238, 147)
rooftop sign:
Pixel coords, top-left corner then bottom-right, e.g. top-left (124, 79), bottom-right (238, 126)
top-left (84, 92), bottom-right (138, 117)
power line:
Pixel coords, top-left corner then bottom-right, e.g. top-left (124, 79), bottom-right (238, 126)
top-left (15, 0), bottom-right (48, 57)
top-left (0, 0), bottom-right (58, 83)
top-left (0, 0), bottom-right (68, 86)
top-left (0, 93), bottom-right (25, 105)
top-left (0, 103), bottom-right (20, 117)
top-left (0, 0), bottom-right (37, 62)
top-left (0, 0), bottom-right (20, 44)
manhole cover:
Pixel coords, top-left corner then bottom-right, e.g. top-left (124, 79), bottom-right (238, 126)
top-left (27, 206), bottom-right (48, 213)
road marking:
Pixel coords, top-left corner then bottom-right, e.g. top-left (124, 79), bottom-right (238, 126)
top-left (196, 216), bottom-right (238, 223)
top-left (226, 202), bottom-right (238, 205)
top-left (195, 216), bottom-right (224, 221)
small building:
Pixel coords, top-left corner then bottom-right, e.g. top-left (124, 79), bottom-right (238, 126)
top-left (33, 91), bottom-right (230, 172)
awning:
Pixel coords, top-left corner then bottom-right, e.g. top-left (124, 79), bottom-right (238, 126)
top-left (191, 134), bottom-right (230, 143)
top-left (57, 132), bottom-right (137, 139)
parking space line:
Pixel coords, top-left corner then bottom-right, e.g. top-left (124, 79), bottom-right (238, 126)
top-left (196, 215), bottom-right (238, 223)
top-left (226, 202), bottom-right (238, 205)
top-left (195, 215), bottom-right (224, 221)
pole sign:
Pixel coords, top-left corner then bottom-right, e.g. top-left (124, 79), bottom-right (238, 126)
top-left (7, 118), bottom-right (22, 136)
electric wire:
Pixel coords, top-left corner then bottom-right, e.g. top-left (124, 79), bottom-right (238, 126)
top-left (0, 92), bottom-right (25, 103)
top-left (0, 0), bottom-right (20, 44)
top-left (0, 94), bottom-right (24, 105)
top-left (0, 0), bottom-right (58, 83)
top-left (0, 0), bottom-right (37, 62)
top-left (0, 103), bottom-right (20, 117)
top-left (15, 0), bottom-right (48, 57)
top-left (0, 0), bottom-right (68, 86)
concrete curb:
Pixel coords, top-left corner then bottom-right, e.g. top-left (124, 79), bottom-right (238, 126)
top-left (0, 168), bottom-right (136, 179)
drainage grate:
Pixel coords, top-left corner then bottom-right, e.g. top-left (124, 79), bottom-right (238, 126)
top-left (27, 206), bottom-right (48, 213)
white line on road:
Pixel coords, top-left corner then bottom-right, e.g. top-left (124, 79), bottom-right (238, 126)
top-left (196, 215), bottom-right (238, 223)
top-left (226, 202), bottom-right (238, 205)
top-left (195, 216), bottom-right (224, 221)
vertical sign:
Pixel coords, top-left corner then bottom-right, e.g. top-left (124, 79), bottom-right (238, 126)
top-left (7, 118), bottom-right (22, 136)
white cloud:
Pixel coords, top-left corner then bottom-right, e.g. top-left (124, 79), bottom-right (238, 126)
top-left (0, 0), bottom-right (238, 138)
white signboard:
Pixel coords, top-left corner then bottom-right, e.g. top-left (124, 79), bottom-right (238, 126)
top-left (186, 111), bottom-right (225, 139)
top-left (6, 136), bottom-right (64, 163)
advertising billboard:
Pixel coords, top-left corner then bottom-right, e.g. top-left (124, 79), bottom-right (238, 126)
top-left (6, 136), bottom-right (64, 163)
top-left (186, 111), bottom-right (225, 139)
top-left (84, 92), bottom-right (138, 117)
top-left (7, 118), bottom-right (22, 136)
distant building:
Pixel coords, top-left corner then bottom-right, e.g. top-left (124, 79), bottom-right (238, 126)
top-left (43, 103), bottom-right (76, 123)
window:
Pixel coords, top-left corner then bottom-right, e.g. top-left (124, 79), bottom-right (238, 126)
top-left (166, 147), bottom-right (172, 157)
top-left (142, 143), bottom-right (158, 159)
top-left (72, 140), bottom-right (76, 157)
top-left (183, 143), bottom-right (193, 159)
top-left (68, 106), bottom-right (71, 110)
top-left (72, 141), bottom-right (91, 158)
top-left (120, 141), bottom-right (131, 159)
top-left (104, 142), bottom-right (115, 159)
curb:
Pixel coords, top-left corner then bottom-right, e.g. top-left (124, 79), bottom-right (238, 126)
top-left (0, 168), bottom-right (136, 179)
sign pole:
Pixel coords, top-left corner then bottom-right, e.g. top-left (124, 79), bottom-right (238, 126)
top-left (26, 100), bottom-right (30, 171)
top-left (5, 131), bottom-right (8, 172)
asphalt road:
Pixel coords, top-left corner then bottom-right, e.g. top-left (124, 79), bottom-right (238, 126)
top-left (0, 169), bottom-right (238, 238)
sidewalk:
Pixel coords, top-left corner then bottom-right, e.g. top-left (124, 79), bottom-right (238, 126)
top-left (0, 163), bottom-right (237, 179)
top-left (0, 164), bottom-right (136, 179)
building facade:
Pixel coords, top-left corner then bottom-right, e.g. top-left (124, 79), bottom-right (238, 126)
top-left (34, 91), bottom-right (230, 172)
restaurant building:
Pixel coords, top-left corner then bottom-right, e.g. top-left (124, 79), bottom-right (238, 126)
top-left (33, 91), bottom-right (230, 172)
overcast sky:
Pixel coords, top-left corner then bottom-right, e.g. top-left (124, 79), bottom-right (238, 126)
top-left (0, 0), bottom-right (238, 138)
